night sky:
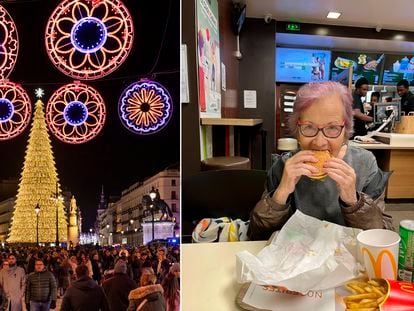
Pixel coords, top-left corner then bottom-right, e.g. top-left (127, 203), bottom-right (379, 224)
top-left (0, 0), bottom-right (180, 230)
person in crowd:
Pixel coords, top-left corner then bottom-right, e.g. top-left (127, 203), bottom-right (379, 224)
top-left (352, 77), bottom-right (373, 137)
top-left (127, 270), bottom-right (165, 311)
top-left (162, 270), bottom-right (179, 311)
top-left (168, 264), bottom-right (180, 286)
top-left (57, 256), bottom-right (71, 297)
top-left (102, 260), bottom-right (137, 311)
top-left (367, 91), bottom-right (382, 131)
top-left (60, 265), bottom-right (109, 311)
top-left (0, 255), bottom-right (26, 311)
top-left (68, 256), bottom-right (78, 283)
top-left (80, 254), bottom-right (93, 278)
top-left (396, 79), bottom-right (414, 115)
top-left (25, 259), bottom-right (57, 311)
top-left (26, 250), bottom-right (38, 275)
top-left (248, 81), bottom-right (394, 241)
top-left (153, 247), bottom-right (170, 284)
top-left (91, 253), bottom-right (102, 284)
top-left (139, 250), bottom-right (152, 269)
top-left (130, 253), bottom-right (141, 284)
top-left (101, 249), bottom-right (114, 273)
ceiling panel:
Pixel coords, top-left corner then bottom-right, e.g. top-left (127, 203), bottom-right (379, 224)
top-left (245, 0), bottom-right (414, 32)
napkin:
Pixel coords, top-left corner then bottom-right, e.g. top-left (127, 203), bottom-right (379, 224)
top-left (236, 210), bottom-right (362, 293)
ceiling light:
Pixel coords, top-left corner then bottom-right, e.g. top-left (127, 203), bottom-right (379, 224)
top-left (394, 34), bottom-right (405, 40)
top-left (327, 12), bottom-right (341, 19)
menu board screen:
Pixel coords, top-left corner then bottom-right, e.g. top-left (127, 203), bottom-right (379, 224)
top-left (382, 54), bottom-right (414, 85)
top-left (330, 52), bottom-right (384, 85)
top-left (275, 48), bottom-right (331, 83)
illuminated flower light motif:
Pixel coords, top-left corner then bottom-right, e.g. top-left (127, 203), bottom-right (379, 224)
top-left (0, 5), bottom-right (19, 79)
top-left (118, 80), bottom-right (173, 135)
top-left (45, 0), bottom-right (134, 80)
top-left (0, 81), bottom-right (31, 140)
top-left (46, 82), bottom-right (106, 144)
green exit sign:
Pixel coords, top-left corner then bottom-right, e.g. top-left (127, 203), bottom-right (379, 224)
top-left (286, 23), bottom-right (300, 31)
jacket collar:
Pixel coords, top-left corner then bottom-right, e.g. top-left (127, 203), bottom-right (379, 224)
top-left (128, 284), bottom-right (163, 300)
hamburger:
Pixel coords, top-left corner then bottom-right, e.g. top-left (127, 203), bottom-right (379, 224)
top-left (306, 150), bottom-right (331, 180)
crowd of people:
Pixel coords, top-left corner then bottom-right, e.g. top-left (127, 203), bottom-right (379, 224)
top-left (0, 243), bottom-right (180, 311)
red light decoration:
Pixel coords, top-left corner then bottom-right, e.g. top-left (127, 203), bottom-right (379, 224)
top-left (0, 81), bottom-right (31, 140)
top-left (0, 5), bottom-right (19, 79)
top-left (118, 80), bottom-right (173, 135)
top-left (45, 0), bottom-right (134, 80)
top-left (46, 82), bottom-right (106, 144)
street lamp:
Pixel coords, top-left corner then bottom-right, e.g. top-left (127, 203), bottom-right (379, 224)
top-left (129, 219), bottom-right (134, 244)
top-left (149, 187), bottom-right (157, 242)
top-left (34, 203), bottom-right (40, 246)
top-left (51, 182), bottom-right (63, 246)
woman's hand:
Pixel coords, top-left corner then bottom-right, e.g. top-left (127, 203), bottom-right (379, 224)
top-left (324, 144), bottom-right (358, 205)
top-left (272, 150), bottom-right (319, 204)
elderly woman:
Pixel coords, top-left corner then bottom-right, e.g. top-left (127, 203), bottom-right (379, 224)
top-left (248, 81), bottom-right (393, 240)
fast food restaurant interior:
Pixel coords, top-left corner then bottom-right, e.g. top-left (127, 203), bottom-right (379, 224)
top-left (182, 0), bottom-right (414, 309)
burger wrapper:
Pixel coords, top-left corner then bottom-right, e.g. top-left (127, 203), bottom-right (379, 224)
top-left (236, 210), bottom-right (361, 293)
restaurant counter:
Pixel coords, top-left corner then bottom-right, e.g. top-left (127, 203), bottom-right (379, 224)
top-left (350, 135), bottom-right (414, 199)
top-left (181, 241), bottom-right (266, 311)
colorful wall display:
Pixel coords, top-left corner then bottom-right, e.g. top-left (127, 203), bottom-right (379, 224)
top-left (196, 0), bottom-right (221, 118)
top-left (275, 48), bottom-right (331, 83)
top-left (382, 54), bottom-right (414, 85)
top-left (46, 82), bottom-right (106, 144)
top-left (45, 0), bottom-right (134, 80)
top-left (330, 52), bottom-right (384, 85)
top-left (118, 80), bottom-right (173, 135)
top-left (0, 5), bottom-right (19, 79)
top-left (0, 81), bottom-right (31, 140)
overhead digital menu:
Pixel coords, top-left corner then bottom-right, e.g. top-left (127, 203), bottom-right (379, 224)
top-left (330, 52), bottom-right (384, 85)
top-left (275, 48), bottom-right (331, 83)
top-left (382, 54), bottom-right (414, 85)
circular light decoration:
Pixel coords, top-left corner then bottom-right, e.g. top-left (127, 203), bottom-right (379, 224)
top-left (46, 82), bottom-right (106, 144)
top-left (45, 0), bottom-right (134, 80)
top-left (118, 80), bottom-right (173, 135)
top-left (0, 81), bottom-right (31, 140)
top-left (0, 5), bottom-right (19, 79)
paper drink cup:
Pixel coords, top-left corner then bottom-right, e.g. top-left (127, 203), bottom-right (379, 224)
top-left (357, 229), bottom-right (400, 280)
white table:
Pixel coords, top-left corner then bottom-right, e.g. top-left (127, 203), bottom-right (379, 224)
top-left (182, 241), bottom-right (266, 311)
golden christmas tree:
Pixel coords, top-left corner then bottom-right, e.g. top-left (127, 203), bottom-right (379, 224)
top-left (8, 100), bottom-right (67, 244)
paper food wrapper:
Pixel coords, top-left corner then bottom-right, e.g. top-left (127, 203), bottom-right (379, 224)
top-left (236, 210), bottom-right (362, 293)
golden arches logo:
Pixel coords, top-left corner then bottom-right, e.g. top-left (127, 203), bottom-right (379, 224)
top-left (361, 247), bottom-right (397, 279)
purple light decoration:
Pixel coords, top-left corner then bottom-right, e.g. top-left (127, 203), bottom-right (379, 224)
top-left (45, 0), bottom-right (134, 80)
top-left (0, 81), bottom-right (31, 141)
top-left (118, 80), bottom-right (173, 135)
top-left (0, 5), bottom-right (19, 79)
top-left (71, 17), bottom-right (107, 54)
top-left (46, 82), bottom-right (106, 144)
top-left (63, 100), bottom-right (88, 126)
top-left (0, 98), bottom-right (14, 122)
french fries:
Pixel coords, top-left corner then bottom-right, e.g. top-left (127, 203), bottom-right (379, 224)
top-left (343, 279), bottom-right (388, 311)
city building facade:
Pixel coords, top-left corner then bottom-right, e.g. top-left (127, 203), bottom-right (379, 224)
top-left (98, 167), bottom-right (180, 246)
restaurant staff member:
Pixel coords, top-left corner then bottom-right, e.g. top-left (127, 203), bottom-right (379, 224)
top-left (248, 81), bottom-right (393, 241)
top-left (396, 79), bottom-right (414, 115)
top-left (352, 77), bottom-right (373, 137)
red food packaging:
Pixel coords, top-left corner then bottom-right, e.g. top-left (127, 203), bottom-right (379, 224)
top-left (380, 279), bottom-right (414, 310)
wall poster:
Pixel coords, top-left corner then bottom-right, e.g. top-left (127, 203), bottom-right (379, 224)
top-left (197, 0), bottom-right (221, 118)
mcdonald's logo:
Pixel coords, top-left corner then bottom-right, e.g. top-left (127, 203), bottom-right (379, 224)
top-left (400, 283), bottom-right (414, 294)
top-left (361, 247), bottom-right (397, 279)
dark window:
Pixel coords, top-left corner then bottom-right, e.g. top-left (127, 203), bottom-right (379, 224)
top-left (172, 179), bottom-right (176, 186)
top-left (171, 191), bottom-right (176, 199)
top-left (171, 203), bottom-right (177, 212)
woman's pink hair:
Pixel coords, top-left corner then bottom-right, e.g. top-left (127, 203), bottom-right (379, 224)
top-left (288, 81), bottom-right (354, 138)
